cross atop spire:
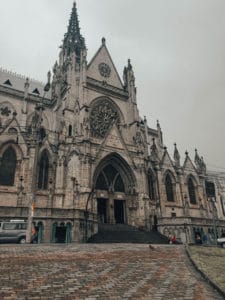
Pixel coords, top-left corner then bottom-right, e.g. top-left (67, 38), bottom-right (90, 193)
top-left (63, 2), bottom-right (86, 57)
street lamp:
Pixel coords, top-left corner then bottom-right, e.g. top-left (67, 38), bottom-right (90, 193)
top-left (26, 72), bottom-right (51, 243)
top-left (17, 175), bottom-right (24, 206)
top-left (208, 197), bottom-right (217, 244)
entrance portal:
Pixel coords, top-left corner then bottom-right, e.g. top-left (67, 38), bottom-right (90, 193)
top-left (114, 200), bottom-right (125, 224)
top-left (55, 225), bottom-right (66, 243)
top-left (94, 154), bottom-right (136, 225)
top-left (97, 198), bottom-right (107, 223)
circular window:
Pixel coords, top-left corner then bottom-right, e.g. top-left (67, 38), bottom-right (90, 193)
top-left (98, 63), bottom-right (111, 78)
top-left (90, 99), bottom-right (120, 138)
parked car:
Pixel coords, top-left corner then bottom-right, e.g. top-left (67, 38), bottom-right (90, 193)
top-left (217, 237), bottom-right (225, 248)
top-left (0, 220), bottom-right (27, 244)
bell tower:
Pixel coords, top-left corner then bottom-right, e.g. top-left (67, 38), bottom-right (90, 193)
top-left (52, 1), bottom-right (87, 135)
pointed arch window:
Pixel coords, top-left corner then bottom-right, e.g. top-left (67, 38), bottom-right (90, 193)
top-left (0, 147), bottom-right (17, 186)
top-left (165, 173), bottom-right (174, 202)
top-left (188, 177), bottom-right (196, 204)
top-left (95, 164), bottom-right (125, 193)
top-left (39, 127), bottom-right (46, 141)
top-left (96, 172), bottom-right (108, 190)
top-left (68, 125), bottom-right (72, 137)
top-left (38, 151), bottom-right (49, 190)
top-left (148, 172), bottom-right (155, 200)
top-left (114, 174), bottom-right (125, 193)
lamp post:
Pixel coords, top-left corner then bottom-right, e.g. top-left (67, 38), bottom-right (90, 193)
top-left (208, 197), bottom-right (217, 245)
top-left (84, 188), bottom-right (95, 242)
top-left (17, 175), bottom-right (24, 206)
top-left (26, 73), bottom-right (51, 243)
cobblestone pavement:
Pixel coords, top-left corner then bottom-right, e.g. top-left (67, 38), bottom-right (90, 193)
top-left (0, 243), bottom-right (223, 300)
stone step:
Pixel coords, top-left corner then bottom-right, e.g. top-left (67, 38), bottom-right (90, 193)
top-left (88, 224), bottom-right (169, 244)
top-left (98, 223), bottom-right (139, 232)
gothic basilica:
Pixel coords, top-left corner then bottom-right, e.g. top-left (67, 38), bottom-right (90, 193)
top-left (0, 2), bottom-right (224, 243)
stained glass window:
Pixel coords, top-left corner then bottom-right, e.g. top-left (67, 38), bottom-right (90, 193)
top-left (165, 174), bottom-right (174, 202)
top-left (188, 178), bottom-right (196, 204)
top-left (38, 151), bottom-right (49, 190)
top-left (0, 147), bottom-right (16, 186)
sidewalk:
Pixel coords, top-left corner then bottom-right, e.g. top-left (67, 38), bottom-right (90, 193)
top-left (186, 245), bottom-right (225, 297)
top-left (0, 243), bottom-right (223, 299)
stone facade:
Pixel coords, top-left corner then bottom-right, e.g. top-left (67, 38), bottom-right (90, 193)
top-left (0, 3), bottom-right (224, 243)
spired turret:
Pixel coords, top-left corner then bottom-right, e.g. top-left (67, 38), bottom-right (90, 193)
top-left (123, 59), bottom-right (136, 103)
top-left (62, 1), bottom-right (86, 60)
top-left (173, 143), bottom-right (181, 168)
top-left (51, 1), bottom-right (87, 116)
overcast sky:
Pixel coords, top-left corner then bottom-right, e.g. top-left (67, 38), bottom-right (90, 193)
top-left (0, 0), bottom-right (225, 171)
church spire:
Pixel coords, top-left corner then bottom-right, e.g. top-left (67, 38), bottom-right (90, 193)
top-left (174, 143), bottom-right (180, 167)
top-left (63, 2), bottom-right (86, 57)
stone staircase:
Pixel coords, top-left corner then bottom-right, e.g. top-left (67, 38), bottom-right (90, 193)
top-left (87, 224), bottom-right (169, 244)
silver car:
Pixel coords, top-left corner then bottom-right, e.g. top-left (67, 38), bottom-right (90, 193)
top-left (217, 237), bottom-right (225, 248)
top-left (0, 221), bottom-right (27, 244)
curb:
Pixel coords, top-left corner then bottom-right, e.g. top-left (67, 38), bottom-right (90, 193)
top-left (185, 246), bottom-right (225, 298)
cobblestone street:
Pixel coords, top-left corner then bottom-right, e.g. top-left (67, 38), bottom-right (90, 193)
top-left (0, 244), bottom-right (223, 300)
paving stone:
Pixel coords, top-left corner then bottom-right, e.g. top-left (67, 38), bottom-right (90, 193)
top-left (0, 244), bottom-right (223, 299)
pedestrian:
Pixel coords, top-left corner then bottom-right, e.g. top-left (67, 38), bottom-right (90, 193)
top-left (31, 226), bottom-right (38, 244)
top-left (169, 234), bottom-right (176, 244)
top-left (196, 233), bottom-right (202, 245)
top-left (202, 234), bottom-right (208, 245)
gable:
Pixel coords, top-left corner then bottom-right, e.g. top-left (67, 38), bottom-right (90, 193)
top-left (87, 41), bottom-right (123, 89)
top-left (104, 124), bottom-right (125, 150)
top-left (183, 156), bottom-right (197, 173)
top-left (0, 117), bottom-right (27, 155)
top-left (95, 123), bottom-right (136, 169)
top-left (161, 150), bottom-right (174, 169)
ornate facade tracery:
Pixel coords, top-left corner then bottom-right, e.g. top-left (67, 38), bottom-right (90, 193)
top-left (90, 99), bottom-right (120, 138)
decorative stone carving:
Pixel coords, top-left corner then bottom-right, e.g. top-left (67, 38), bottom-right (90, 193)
top-left (133, 131), bottom-right (144, 147)
top-left (98, 63), bottom-right (111, 78)
top-left (0, 107), bottom-right (11, 116)
top-left (195, 149), bottom-right (206, 174)
top-left (90, 100), bottom-right (120, 138)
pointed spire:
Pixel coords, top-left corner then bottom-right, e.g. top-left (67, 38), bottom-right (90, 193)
top-left (128, 58), bottom-right (132, 70)
top-left (157, 119), bottom-right (160, 128)
top-left (201, 156), bottom-right (207, 174)
top-left (174, 143), bottom-right (180, 167)
top-left (63, 2), bottom-right (86, 57)
top-left (150, 138), bottom-right (158, 163)
top-left (157, 120), bottom-right (163, 145)
top-left (24, 78), bottom-right (29, 97)
top-left (194, 149), bottom-right (201, 165)
top-left (195, 148), bottom-right (204, 173)
top-left (101, 37), bottom-right (106, 46)
top-left (44, 71), bottom-right (51, 92)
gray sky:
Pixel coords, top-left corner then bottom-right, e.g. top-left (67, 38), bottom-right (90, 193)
top-left (0, 0), bottom-right (225, 171)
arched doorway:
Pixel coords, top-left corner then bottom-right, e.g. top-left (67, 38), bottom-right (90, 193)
top-left (52, 222), bottom-right (68, 243)
top-left (93, 154), bottom-right (136, 225)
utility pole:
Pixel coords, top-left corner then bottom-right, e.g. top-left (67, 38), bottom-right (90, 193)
top-left (26, 73), bottom-right (51, 243)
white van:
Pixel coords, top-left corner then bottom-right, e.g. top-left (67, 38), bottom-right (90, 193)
top-left (0, 220), bottom-right (27, 244)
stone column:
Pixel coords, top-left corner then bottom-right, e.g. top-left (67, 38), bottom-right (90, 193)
top-left (108, 194), bottom-right (114, 224)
